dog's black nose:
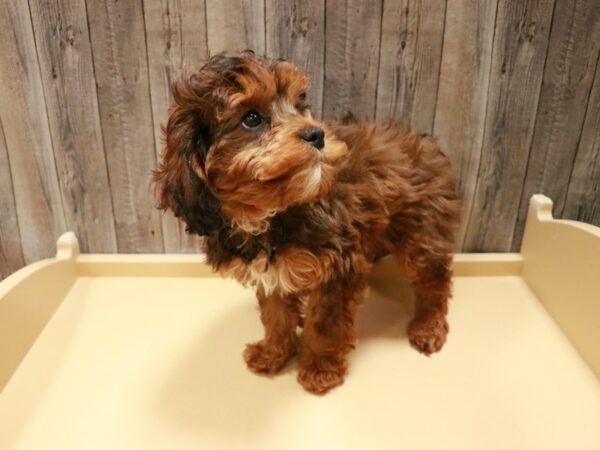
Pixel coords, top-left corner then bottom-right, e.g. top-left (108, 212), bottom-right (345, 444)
top-left (299, 127), bottom-right (325, 150)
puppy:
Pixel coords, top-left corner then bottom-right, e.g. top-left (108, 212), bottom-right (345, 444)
top-left (154, 51), bottom-right (460, 394)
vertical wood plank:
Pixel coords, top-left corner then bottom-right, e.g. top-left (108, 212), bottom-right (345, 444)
top-left (433, 0), bottom-right (498, 248)
top-left (463, 0), bottom-right (555, 252)
top-left (0, 119), bottom-right (25, 279)
top-left (143, 0), bottom-right (209, 253)
top-left (205, 0), bottom-right (266, 54)
top-left (0, 1), bottom-right (66, 263)
top-left (323, 0), bottom-right (383, 120)
top-left (265, 0), bottom-right (325, 118)
top-left (376, 0), bottom-right (446, 134)
top-left (564, 55), bottom-right (600, 227)
top-left (29, 0), bottom-right (117, 254)
top-left (512, 0), bottom-right (600, 250)
top-left (86, 0), bottom-right (164, 253)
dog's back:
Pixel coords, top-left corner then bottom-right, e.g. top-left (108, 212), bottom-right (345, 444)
top-left (327, 120), bottom-right (460, 261)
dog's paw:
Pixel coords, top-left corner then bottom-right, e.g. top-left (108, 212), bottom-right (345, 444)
top-left (408, 315), bottom-right (449, 355)
top-left (243, 340), bottom-right (296, 375)
top-left (297, 358), bottom-right (347, 395)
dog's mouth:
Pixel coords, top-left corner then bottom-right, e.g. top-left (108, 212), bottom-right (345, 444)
top-left (256, 152), bottom-right (322, 183)
top-left (253, 162), bottom-right (325, 209)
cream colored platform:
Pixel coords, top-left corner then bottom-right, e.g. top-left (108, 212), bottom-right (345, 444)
top-left (0, 195), bottom-right (599, 449)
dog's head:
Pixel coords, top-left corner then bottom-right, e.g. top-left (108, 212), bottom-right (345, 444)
top-left (154, 51), bottom-right (348, 236)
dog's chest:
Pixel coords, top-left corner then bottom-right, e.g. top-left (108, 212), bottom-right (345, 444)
top-left (220, 246), bottom-right (331, 296)
top-left (234, 258), bottom-right (284, 295)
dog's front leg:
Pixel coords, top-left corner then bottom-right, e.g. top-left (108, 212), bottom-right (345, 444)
top-left (244, 285), bottom-right (300, 375)
top-left (297, 278), bottom-right (367, 394)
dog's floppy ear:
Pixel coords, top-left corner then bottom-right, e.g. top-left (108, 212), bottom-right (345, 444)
top-left (153, 97), bottom-right (223, 236)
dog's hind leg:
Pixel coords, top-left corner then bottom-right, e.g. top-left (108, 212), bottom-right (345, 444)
top-left (244, 286), bottom-right (300, 375)
top-left (398, 244), bottom-right (453, 355)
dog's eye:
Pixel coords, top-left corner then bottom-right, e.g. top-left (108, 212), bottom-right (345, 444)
top-left (298, 92), bottom-right (307, 101)
top-left (242, 110), bottom-right (263, 129)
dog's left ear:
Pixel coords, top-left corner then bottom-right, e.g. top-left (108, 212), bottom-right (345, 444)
top-left (153, 103), bottom-right (223, 236)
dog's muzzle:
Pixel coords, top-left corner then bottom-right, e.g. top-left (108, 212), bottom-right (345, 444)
top-left (299, 127), bottom-right (325, 151)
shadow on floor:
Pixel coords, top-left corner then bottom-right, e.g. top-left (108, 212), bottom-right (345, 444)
top-left (157, 276), bottom-right (414, 442)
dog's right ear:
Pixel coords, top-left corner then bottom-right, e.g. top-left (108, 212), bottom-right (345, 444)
top-left (153, 98), bottom-right (223, 237)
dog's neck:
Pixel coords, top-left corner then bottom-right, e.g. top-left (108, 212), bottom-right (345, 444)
top-left (205, 202), bottom-right (331, 271)
top-left (203, 215), bottom-right (280, 267)
top-left (231, 210), bottom-right (278, 235)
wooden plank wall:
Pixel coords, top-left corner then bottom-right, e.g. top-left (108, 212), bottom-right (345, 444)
top-left (1, 0), bottom-right (599, 278)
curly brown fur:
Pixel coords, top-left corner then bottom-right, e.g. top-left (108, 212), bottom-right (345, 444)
top-left (154, 51), bottom-right (461, 394)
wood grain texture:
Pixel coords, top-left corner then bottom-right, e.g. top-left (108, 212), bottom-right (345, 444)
top-left (376, 0), bottom-right (446, 134)
top-left (512, 0), bottom-right (600, 250)
top-left (564, 54), bottom-right (600, 226)
top-left (86, 0), bottom-right (164, 253)
top-left (0, 120), bottom-right (25, 279)
top-left (29, 0), bottom-right (117, 254)
top-left (143, 0), bottom-right (208, 253)
top-left (323, 0), bottom-right (383, 120)
top-left (0, 0), bottom-right (66, 264)
top-left (2, 0), bottom-right (600, 274)
top-left (205, 0), bottom-right (266, 54)
top-left (463, 0), bottom-right (556, 252)
top-left (265, 0), bottom-right (325, 118)
top-left (433, 0), bottom-right (498, 248)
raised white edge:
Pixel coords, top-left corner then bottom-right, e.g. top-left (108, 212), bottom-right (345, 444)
top-left (527, 193), bottom-right (600, 238)
top-left (55, 232), bottom-right (80, 260)
top-left (528, 194), bottom-right (554, 222)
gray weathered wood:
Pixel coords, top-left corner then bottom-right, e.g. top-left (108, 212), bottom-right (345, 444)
top-left (0, 0), bottom-right (66, 264)
top-left (143, 0), bottom-right (208, 253)
top-left (265, 0), bottom-right (325, 118)
top-left (564, 54), bottom-right (600, 227)
top-left (86, 0), bottom-right (164, 253)
top-left (512, 0), bottom-right (600, 250)
top-left (0, 119), bottom-right (25, 279)
top-left (376, 0), bottom-right (446, 134)
top-left (205, 0), bottom-right (266, 54)
top-left (2, 0), bottom-right (600, 272)
top-left (323, 0), bottom-right (383, 120)
top-left (433, 0), bottom-right (499, 249)
top-left (463, 0), bottom-right (556, 252)
top-left (29, 0), bottom-right (117, 254)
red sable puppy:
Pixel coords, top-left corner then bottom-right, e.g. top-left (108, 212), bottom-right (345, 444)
top-left (154, 51), bottom-right (461, 394)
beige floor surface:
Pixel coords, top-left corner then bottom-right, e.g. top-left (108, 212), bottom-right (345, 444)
top-left (0, 274), bottom-right (599, 450)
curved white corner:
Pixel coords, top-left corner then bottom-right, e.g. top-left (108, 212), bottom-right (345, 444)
top-left (528, 194), bottom-right (554, 223)
top-left (56, 232), bottom-right (80, 260)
